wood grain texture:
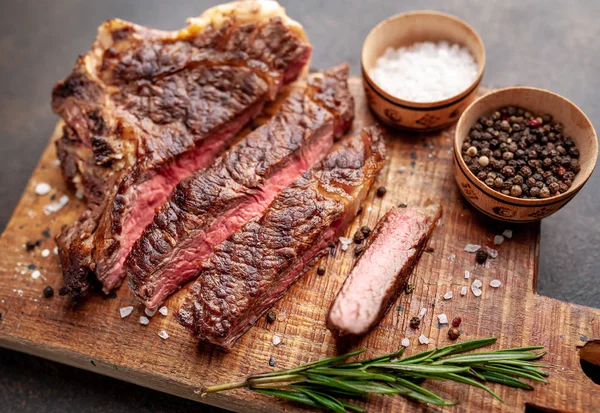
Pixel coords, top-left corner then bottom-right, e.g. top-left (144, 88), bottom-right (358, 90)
top-left (0, 80), bottom-right (598, 413)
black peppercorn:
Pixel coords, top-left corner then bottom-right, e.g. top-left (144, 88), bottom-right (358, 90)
top-left (353, 230), bottom-right (364, 244)
top-left (409, 316), bottom-right (421, 329)
top-left (529, 187), bottom-right (540, 197)
top-left (25, 241), bottom-right (36, 251)
top-left (43, 286), bottom-right (54, 298)
top-left (266, 311), bottom-right (277, 323)
top-left (475, 250), bottom-right (488, 264)
top-left (354, 245), bottom-right (364, 257)
top-left (317, 265), bottom-right (326, 276)
top-left (376, 186), bottom-right (386, 197)
top-left (360, 226), bottom-right (371, 237)
top-left (448, 327), bottom-right (461, 340)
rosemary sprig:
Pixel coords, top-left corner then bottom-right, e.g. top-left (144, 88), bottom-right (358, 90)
top-left (203, 338), bottom-right (548, 411)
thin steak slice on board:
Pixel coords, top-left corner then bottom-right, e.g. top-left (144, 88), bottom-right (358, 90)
top-left (53, 1), bottom-right (312, 299)
top-left (327, 204), bottom-right (442, 337)
top-left (126, 64), bottom-right (354, 310)
top-left (176, 125), bottom-right (387, 349)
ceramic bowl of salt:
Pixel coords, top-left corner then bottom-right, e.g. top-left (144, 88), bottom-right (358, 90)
top-left (361, 10), bottom-right (485, 131)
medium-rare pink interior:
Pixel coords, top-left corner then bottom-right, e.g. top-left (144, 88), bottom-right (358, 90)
top-left (327, 204), bottom-right (442, 336)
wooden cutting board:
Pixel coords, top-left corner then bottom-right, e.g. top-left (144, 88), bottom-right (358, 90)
top-left (0, 79), bottom-right (598, 413)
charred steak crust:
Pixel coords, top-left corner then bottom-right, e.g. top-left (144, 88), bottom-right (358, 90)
top-left (125, 64), bottom-right (353, 310)
top-left (326, 204), bottom-right (442, 337)
top-left (175, 125), bottom-right (386, 349)
top-left (54, 1), bottom-right (312, 299)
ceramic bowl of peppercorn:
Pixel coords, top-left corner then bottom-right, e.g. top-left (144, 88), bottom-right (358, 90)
top-left (454, 86), bottom-right (598, 223)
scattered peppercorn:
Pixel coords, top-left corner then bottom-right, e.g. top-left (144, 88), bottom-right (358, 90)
top-left (398, 203), bottom-right (407, 208)
top-left (354, 245), bottom-right (364, 257)
top-left (43, 286), bottom-right (54, 298)
top-left (425, 246), bottom-right (435, 253)
top-left (269, 357), bottom-right (276, 367)
top-left (452, 316), bottom-right (462, 327)
top-left (409, 316), bottom-right (421, 329)
top-left (448, 327), bottom-right (461, 340)
top-left (404, 283), bottom-right (414, 294)
top-left (317, 265), bottom-right (326, 276)
top-left (464, 107), bottom-right (580, 199)
top-left (376, 186), bottom-right (387, 197)
top-left (475, 250), bottom-right (488, 264)
top-left (360, 226), bottom-right (371, 237)
top-left (266, 311), bottom-right (277, 323)
top-left (353, 230), bottom-right (365, 244)
top-left (356, 206), bottom-right (363, 215)
top-left (25, 241), bottom-right (36, 251)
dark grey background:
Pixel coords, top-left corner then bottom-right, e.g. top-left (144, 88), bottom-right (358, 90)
top-left (0, 0), bottom-right (598, 411)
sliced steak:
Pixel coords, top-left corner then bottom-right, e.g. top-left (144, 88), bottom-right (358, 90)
top-left (176, 125), bottom-right (387, 349)
top-left (327, 204), bottom-right (442, 337)
top-left (54, 1), bottom-right (312, 299)
top-left (126, 64), bottom-right (354, 310)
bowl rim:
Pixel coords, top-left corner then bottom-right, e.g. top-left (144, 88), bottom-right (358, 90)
top-left (361, 10), bottom-right (486, 109)
top-left (454, 85), bottom-right (599, 206)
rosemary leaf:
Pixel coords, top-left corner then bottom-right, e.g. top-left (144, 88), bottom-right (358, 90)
top-left (307, 367), bottom-right (397, 382)
top-left (300, 389), bottom-right (348, 413)
top-left (476, 371), bottom-right (533, 390)
top-left (480, 365), bottom-right (548, 383)
top-left (370, 363), bottom-right (471, 374)
top-left (254, 388), bottom-right (322, 408)
top-left (440, 372), bottom-right (503, 402)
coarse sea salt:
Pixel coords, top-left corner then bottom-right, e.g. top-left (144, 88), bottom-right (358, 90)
top-left (490, 279), bottom-right (502, 288)
top-left (158, 306), bottom-right (168, 316)
top-left (471, 286), bottom-right (482, 297)
top-left (43, 195), bottom-right (69, 215)
top-left (502, 229), bottom-right (513, 239)
top-left (120, 306), bottom-right (134, 318)
top-left (464, 270), bottom-right (470, 279)
top-left (437, 313), bottom-right (448, 324)
top-left (34, 183), bottom-right (51, 196)
top-left (464, 244), bottom-right (481, 253)
top-left (158, 330), bottom-right (169, 340)
top-left (418, 334), bottom-right (430, 345)
top-left (401, 338), bottom-right (410, 348)
top-left (31, 270), bottom-right (41, 280)
top-left (460, 286), bottom-right (468, 296)
top-left (494, 235), bottom-right (505, 246)
top-left (371, 41), bottom-right (478, 103)
top-left (418, 307), bottom-right (427, 319)
top-left (145, 307), bottom-right (157, 317)
top-left (272, 335), bottom-right (281, 346)
top-left (443, 291), bottom-right (453, 300)
top-left (139, 316), bottom-right (150, 325)
top-left (472, 279), bottom-right (483, 289)
top-left (486, 247), bottom-right (498, 259)
top-left (41, 249), bottom-right (50, 258)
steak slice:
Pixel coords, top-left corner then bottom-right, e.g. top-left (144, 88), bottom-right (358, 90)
top-left (54, 1), bottom-right (312, 299)
top-left (327, 204), bottom-right (442, 337)
top-left (176, 125), bottom-right (387, 349)
top-left (126, 64), bottom-right (354, 310)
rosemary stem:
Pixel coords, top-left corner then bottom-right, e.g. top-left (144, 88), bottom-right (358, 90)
top-left (203, 379), bottom-right (249, 394)
top-left (248, 374), bottom-right (306, 387)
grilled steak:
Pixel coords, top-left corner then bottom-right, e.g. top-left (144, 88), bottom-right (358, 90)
top-left (327, 204), bottom-right (442, 337)
top-left (126, 64), bottom-right (354, 310)
top-left (53, 1), bottom-right (312, 299)
top-left (176, 125), bottom-right (387, 349)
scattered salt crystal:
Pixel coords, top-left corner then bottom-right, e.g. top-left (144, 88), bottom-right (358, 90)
top-left (158, 306), bottom-right (168, 316)
top-left (486, 247), bottom-right (498, 259)
top-left (401, 338), bottom-right (410, 347)
top-left (437, 313), bottom-right (448, 324)
top-left (53, 247), bottom-right (58, 255)
top-left (371, 41), bottom-right (478, 102)
top-left (272, 335), bottom-right (281, 346)
top-left (472, 279), bottom-right (483, 288)
top-left (341, 244), bottom-right (349, 251)
top-left (41, 249), bottom-right (50, 258)
top-left (493, 235), bottom-right (504, 246)
top-left (471, 286), bottom-right (482, 297)
top-left (16, 289), bottom-right (23, 297)
top-left (490, 279), bottom-right (502, 288)
top-left (464, 270), bottom-right (470, 279)
top-left (418, 307), bottom-right (427, 318)
top-left (460, 286), bottom-right (468, 296)
top-left (75, 191), bottom-right (84, 200)
top-left (145, 308), bottom-right (157, 317)
top-left (50, 159), bottom-right (61, 167)
top-left (43, 195), bottom-right (69, 215)
top-left (339, 237), bottom-right (352, 245)
top-left (367, 206), bottom-right (372, 212)
top-left (139, 316), bottom-right (150, 325)
top-left (502, 229), bottom-right (513, 239)
top-left (448, 253), bottom-right (456, 262)
top-left (120, 306), bottom-right (134, 318)
top-left (158, 330), bottom-right (169, 340)
top-left (418, 334), bottom-right (430, 345)
top-left (34, 183), bottom-right (51, 196)
top-left (443, 291), bottom-right (453, 300)
top-left (464, 244), bottom-right (481, 253)
top-left (31, 270), bottom-right (41, 280)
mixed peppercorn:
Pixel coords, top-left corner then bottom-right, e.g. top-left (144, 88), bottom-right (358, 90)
top-left (462, 106), bottom-right (580, 199)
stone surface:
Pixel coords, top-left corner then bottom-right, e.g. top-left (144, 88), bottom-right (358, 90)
top-left (0, 0), bottom-right (598, 412)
